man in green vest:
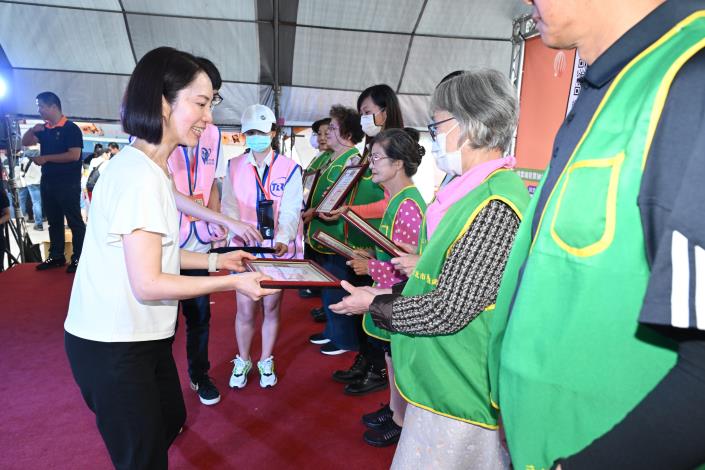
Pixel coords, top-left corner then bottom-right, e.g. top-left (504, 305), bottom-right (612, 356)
top-left (489, 0), bottom-right (705, 468)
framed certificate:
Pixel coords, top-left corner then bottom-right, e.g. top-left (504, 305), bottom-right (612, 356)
top-left (243, 259), bottom-right (341, 288)
top-left (315, 164), bottom-right (368, 215)
top-left (302, 170), bottom-right (320, 208)
top-left (341, 208), bottom-right (404, 258)
top-left (312, 230), bottom-right (373, 261)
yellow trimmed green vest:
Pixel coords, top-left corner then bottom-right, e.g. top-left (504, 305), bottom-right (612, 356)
top-left (363, 185), bottom-right (427, 342)
top-left (306, 150), bottom-right (332, 172)
top-left (488, 13), bottom-right (705, 469)
top-left (306, 148), bottom-right (361, 253)
top-left (392, 169), bottom-right (529, 428)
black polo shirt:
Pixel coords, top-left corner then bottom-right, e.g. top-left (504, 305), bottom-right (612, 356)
top-left (529, 0), bottom-right (705, 331)
top-left (35, 117), bottom-right (83, 184)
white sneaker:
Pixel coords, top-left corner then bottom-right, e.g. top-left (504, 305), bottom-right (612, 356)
top-left (258, 356), bottom-right (278, 388)
top-left (229, 355), bottom-right (252, 389)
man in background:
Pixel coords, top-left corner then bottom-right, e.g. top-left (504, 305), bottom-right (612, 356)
top-left (22, 91), bottom-right (85, 273)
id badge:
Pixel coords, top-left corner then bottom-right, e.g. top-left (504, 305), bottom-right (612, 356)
top-left (188, 193), bottom-right (205, 221)
top-left (257, 199), bottom-right (274, 240)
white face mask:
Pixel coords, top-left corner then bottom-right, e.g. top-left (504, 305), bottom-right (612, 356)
top-left (310, 132), bottom-right (319, 149)
top-left (360, 114), bottom-right (382, 137)
top-left (432, 122), bottom-right (464, 176)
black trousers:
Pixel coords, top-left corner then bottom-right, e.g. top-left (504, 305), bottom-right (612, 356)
top-left (41, 179), bottom-right (85, 260)
top-left (65, 332), bottom-right (186, 470)
top-left (179, 269), bottom-right (211, 382)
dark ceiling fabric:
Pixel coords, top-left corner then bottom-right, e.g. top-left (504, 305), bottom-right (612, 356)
top-left (257, 0), bottom-right (298, 87)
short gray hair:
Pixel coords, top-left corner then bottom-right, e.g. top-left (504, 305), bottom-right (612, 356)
top-left (430, 69), bottom-right (518, 153)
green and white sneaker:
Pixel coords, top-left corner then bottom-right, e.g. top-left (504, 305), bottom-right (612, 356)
top-left (229, 355), bottom-right (252, 389)
top-left (258, 356), bottom-right (277, 388)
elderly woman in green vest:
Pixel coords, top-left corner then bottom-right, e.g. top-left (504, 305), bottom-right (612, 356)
top-left (305, 105), bottom-right (371, 355)
top-left (344, 127), bottom-right (427, 447)
top-left (331, 70), bottom-right (529, 469)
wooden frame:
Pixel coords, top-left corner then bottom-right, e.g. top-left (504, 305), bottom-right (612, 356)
top-left (302, 169), bottom-right (320, 208)
top-left (314, 164), bottom-right (368, 215)
top-left (312, 230), bottom-right (372, 261)
top-left (341, 208), bottom-right (404, 258)
top-left (243, 259), bottom-right (341, 289)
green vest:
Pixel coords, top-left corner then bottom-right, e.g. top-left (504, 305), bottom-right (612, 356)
top-left (306, 150), bottom-right (332, 172)
top-left (306, 148), bottom-right (361, 253)
top-left (346, 165), bottom-right (386, 250)
top-left (392, 169), bottom-right (529, 428)
top-left (489, 14), bottom-right (705, 469)
top-left (363, 185), bottom-right (427, 342)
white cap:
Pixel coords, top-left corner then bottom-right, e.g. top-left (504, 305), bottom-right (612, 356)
top-left (241, 104), bottom-right (276, 133)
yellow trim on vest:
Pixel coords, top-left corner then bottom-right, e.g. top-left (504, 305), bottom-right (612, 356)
top-left (549, 153), bottom-right (624, 257)
top-left (643, 32), bottom-right (705, 169)
top-left (446, 193), bottom-right (525, 259)
top-left (394, 374), bottom-right (499, 430)
top-left (531, 11), bottom-right (705, 253)
top-left (362, 316), bottom-right (391, 342)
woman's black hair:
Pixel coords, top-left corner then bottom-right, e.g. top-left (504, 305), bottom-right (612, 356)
top-left (329, 105), bottom-right (364, 144)
top-left (312, 117), bottom-right (331, 134)
top-left (356, 84), bottom-right (404, 130)
top-left (122, 47), bottom-right (211, 144)
top-left (195, 56), bottom-right (222, 90)
top-left (374, 127), bottom-right (425, 177)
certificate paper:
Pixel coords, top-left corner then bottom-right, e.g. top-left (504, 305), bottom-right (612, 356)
top-left (312, 230), bottom-right (372, 261)
top-left (243, 259), bottom-right (341, 288)
top-left (302, 170), bottom-right (320, 208)
top-left (341, 208), bottom-right (404, 257)
top-left (315, 165), bottom-right (367, 214)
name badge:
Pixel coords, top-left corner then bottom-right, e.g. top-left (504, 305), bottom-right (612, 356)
top-left (188, 193), bottom-right (205, 221)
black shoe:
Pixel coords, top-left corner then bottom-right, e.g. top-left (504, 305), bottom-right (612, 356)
top-left (362, 403), bottom-right (393, 430)
top-left (66, 258), bottom-right (79, 274)
top-left (190, 376), bottom-right (221, 406)
top-left (309, 333), bottom-right (330, 345)
top-left (344, 363), bottom-right (388, 396)
top-left (332, 353), bottom-right (369, 384)
top-left (310, 307), bottom-right (327, 323)
top-left (320, 342), bottom-right (349, 356)
top-left (33, 224), bottom-right (43, 231)
top-left (363, 420), bottom-right (402, 447)
top-left (36, 256), bottom-right (66, 271)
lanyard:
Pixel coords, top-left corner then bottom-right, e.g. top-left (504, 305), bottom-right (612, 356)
top-left (252, 152), bottom-right (278, 200)
top-left (182, 143), bottom-right (200, 195)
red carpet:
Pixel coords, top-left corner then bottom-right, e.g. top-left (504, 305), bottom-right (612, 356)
top-left (0, 264), bottom-right (395, 469)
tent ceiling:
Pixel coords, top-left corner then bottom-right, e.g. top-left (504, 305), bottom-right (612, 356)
top-left (0, 0), bottom-right (531, 127)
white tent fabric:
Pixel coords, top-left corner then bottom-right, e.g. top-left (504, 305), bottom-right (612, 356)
top-left (0, 0), bottom-right (530, 127)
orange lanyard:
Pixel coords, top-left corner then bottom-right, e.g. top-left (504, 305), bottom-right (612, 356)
top-left (252, 152), bottom-right (278, 200)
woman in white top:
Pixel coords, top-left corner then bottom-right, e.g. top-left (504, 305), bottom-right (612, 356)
top-left (64, 47), bottom-right (276, 470)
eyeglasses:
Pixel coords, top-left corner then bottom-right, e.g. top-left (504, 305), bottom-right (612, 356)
top-left (211, 93), bottom-right (223, 108)
top-left (369, 152), bottom-right (390, 165)
top-left (427, 116), bottom-right (456, 141)
top-left (327, 124), bottom-right (338, 132)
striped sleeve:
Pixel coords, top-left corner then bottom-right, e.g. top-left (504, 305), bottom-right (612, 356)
top-left (640, 130), bottom-right (705, 331)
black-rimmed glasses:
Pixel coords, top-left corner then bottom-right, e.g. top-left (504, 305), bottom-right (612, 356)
top-left (427, 116), bottom-right (456, 141)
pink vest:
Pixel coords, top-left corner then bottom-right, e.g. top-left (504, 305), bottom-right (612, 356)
top-left (167, 123), bottom-right (222, 247)
top-left (227, 151), bottom-right (304, 259)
